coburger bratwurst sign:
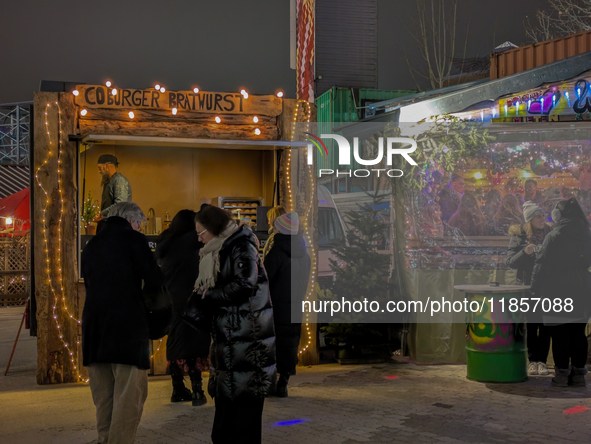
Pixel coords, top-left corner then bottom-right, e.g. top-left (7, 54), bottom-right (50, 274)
top-left (74, 85), bottom-right (282, 115)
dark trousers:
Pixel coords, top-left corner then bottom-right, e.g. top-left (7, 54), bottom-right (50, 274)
top-left (212, 395), bottom-right (265, 444)
top-left (549, 323), bottom-right (588, 369)
top-left (526, 323), bottom-right (551, 363)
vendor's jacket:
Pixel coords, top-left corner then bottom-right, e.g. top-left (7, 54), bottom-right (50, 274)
top-left (205, 226), bottom-right (276, 400)
top-left (81, 216), bottom-right (163, 370)
top-left (101, 172), bottom-right (132, 216)
top-left (506, 224), bottom-right (552, 284)
top-left (531, 217), bottom-right (591, 321)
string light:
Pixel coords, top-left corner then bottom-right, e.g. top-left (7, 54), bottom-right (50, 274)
top-left (276, 91), bottom-right (284, 98)
top-left (39, 101), bottom-right (88, 383)
top-left (155, 84), bottom-right (161, 90)
top-left (193, 87), bottom-right (199, 94)
top-left (290, 100), bottom-right (316, 356)
top-left (253, 116), bottom-right (259, 123)
top-left (128, 111), bottom-right (135, 119)
top-left (111, 89), bottom-right (118, 96)
top-left (172, 107), bottom-right (178, 116)
top-left (215, 116), bottom-right (221, 123)
top-left (254, 128), bottom-right (261, 135)
top-left (160, 87), bottom-right (166, 93)
top-left (105, 80), bottom-right (112, 87)
top-left (72, 90), bottom-right (79, 96)
top-left (80, 109), bottom-right (88, 116)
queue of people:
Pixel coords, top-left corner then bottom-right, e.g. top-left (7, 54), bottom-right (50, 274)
top-left (82, 201), bottom-right (311, 444)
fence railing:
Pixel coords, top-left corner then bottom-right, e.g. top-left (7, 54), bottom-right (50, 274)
top-left (0, 234), bottom-right (30, 306)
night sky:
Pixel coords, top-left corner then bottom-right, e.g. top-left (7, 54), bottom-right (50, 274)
top-left (1, 0), bottom-right (547, 104)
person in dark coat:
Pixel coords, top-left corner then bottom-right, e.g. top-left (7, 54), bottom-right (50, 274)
top-left (155, 209), bottom-right (209, 406)
top-left (506, 201), bottom-right (552, 376)
top-left (439, 173), bottom-right (464, 223)
top-left (531, 198), bottom-right (591, 387)
top-left (82, 202), bottom-right (162, 444)
top-left (264, 212), bottom-right (311, 397)
top-left (194, 205), bottom-right (276, 444)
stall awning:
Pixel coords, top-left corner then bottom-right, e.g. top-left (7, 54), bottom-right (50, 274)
top-left (80, 134), bottom-right (310, 151)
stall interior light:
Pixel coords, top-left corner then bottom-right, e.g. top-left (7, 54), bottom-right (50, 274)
top-left (193, 87), bottom-right (199, 94)
top-left (215, 116), bottom-right (221, 123)
top-left (172, 107), bottom-right (178, 115)
top-left (111, 89), bottom-right (118, 96)
top-left (128, 111), bottom-right (135, 119)
top-left (105, 81), bottom-right (112, 87)
top-left (72, 90), bottom-right (79, 96)
top-left (253, 116), bottom-right (259, 123)
top-left (155, 84), bottom-right (161, 91)
top-left (474, 172), bottom-right (483, 180)
top-left (80, 109), bottom-right (88, 116)
top-left (5, 217), bottom-right (13, 225)
top-left (254, 128), bottom-right (261, 135)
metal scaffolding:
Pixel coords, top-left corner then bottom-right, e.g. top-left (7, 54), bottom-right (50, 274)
top-left (0, 102), bottom-right (32, 165)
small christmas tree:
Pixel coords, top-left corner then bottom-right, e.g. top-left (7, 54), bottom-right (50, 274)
top-left (320, 190), bottom-right (391, 357)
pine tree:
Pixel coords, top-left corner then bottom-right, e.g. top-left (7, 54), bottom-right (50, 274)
top-left (320, 190), bottom-right (391, 355)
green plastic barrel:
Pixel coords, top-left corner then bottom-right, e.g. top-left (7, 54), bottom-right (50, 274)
top-left (465, 292), bottom-right (527, 383)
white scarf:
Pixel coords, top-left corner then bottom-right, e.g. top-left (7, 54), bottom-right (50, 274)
top-left (194, 221), bottom-right (240, 292)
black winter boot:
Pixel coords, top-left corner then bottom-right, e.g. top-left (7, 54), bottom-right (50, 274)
top-left (171, 381), bottom-right (193, 402)
top-left (569, 367), bottom-right (588, 387)
top-left (276, 374), bottom-right (289, 398)
top-left (551, 367), bottom-right (570, 387)
top-left (190, 373), bottom-right (207, 406)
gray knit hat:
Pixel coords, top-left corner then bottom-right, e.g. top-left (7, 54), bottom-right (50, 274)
top-left (523, 201), bottom-right (544, 223)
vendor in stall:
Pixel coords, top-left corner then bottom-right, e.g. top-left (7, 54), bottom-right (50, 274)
top-left (97, 154), bottom-right (132, 217)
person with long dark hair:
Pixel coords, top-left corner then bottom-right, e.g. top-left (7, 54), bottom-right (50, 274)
top-left (506, 202), bottom-right (552, 376)
top-left (447, 192), bottom-right (487, 236)
top-left (531, 198), bottom-right (591, 387)
top-left (493, 194), bottom-right (523, 235)
top-left (194, 205), bottom-right (275, 443)
top-left (155, 209), bottom-right (210, 406)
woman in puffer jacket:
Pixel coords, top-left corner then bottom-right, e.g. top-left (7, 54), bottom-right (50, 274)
top-left (506, 201), bottom-right (552, 377)
top-left (194, 205), bottom-right (276, 444)
top-left (531, 198), bottom-right (591, 387)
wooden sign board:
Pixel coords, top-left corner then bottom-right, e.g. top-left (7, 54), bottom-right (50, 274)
top-left (74, 85), bottom-right (283, 116)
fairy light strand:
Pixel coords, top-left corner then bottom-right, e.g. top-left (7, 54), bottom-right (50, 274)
top-left (290, 100), bottom-right (316, 355)
top-left (38, 101), bottom-right (88, 383)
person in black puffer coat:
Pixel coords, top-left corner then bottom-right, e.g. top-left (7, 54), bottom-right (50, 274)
top-left (531, 198), bottom-right (591, 387)
top-left (264, 212), bottom-right (311, 397)
top-left (155, 209), bottom-right (210, 406)
top-left (194, 206), bottom-right (275, 444)
top-left (506, 201), bottom-right (552, 377)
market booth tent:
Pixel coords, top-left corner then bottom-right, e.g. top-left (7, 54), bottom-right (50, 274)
top-left (0, 187), bottom-right (30, 233)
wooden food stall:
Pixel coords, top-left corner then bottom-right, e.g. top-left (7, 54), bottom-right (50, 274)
top-left (33, 85), bottom-right (318, 384)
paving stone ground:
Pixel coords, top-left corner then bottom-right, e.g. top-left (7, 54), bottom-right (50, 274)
top-left (1, 307), bottom-right (591, 443)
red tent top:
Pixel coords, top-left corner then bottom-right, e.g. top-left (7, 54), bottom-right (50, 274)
top-left (0, 187), bottom-right (29, 233)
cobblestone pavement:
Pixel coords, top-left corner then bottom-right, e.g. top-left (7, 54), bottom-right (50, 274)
top-left (2, 307), bottom-right (591, 443)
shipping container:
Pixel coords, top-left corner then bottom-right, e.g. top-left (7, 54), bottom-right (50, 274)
top-left (490, 30), bottom-right (591, 80)
top-left (316, 87), bottom-right (417, 172)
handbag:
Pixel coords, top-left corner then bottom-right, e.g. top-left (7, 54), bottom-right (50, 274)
top-left (180, 290), bottom-right (212, 333)
top-left (143, 285), bottom-right (174, 340)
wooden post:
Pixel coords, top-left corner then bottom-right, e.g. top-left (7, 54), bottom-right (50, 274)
top-left (34, 92), bottom-right (79, 384)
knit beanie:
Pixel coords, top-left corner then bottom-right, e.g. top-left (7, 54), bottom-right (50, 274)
top-left (274, 212), bottom-right (299, 235)
top-left (523, 201), bottom-right (544, 223)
